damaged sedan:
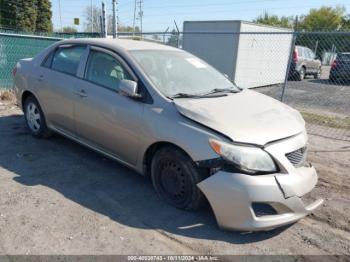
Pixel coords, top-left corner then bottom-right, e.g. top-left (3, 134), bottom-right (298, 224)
top-left (13, 38), bottom-right (323, 231)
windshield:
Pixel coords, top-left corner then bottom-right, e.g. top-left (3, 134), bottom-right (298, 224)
top-left (130, 50), bottom-right (239, 98)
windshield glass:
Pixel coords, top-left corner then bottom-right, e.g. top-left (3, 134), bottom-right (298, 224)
top-left (130, 50), bottom-right (239, 97)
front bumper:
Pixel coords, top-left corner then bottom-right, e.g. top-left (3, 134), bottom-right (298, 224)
top-left (198, 167), bottom-right (323, 231)
top-left (197, 166), bottom-right (323, 231)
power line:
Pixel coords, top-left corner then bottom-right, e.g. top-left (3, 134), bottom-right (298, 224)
top-left (142, 3), bottom-right (350, 17)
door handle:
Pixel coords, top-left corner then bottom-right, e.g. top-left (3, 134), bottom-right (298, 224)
top-left (37, 75), bottom-right (44, 82)
top-left (75, 89), bottom-right (88, 98)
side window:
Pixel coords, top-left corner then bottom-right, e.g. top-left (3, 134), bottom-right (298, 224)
top-left (51, 45), bottom-right (86, 76)
top-left (297, 47), bottom-right (303, 58)
top-left (309, 50), bottom-right (315, 59)
top-left (85, 50), bottom-right (132, 91)
top-left (42, 50), bottom-right (55, 68)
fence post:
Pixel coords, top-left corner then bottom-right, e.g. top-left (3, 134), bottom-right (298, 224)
top-left (281, 32), bottom-right (297, 102)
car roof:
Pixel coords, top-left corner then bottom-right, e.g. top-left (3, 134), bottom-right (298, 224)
top-left (57, 38), bottom-right (179, 52)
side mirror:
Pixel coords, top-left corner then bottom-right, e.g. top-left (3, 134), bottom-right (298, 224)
top-left (119, 80), bottom-right (142, 99)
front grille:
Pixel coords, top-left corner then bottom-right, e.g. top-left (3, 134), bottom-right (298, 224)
top-left (285, 146), bottom-right (307, 167)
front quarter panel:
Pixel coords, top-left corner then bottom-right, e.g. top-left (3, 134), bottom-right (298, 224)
top-left (137, 101), bottom-right (224, 170)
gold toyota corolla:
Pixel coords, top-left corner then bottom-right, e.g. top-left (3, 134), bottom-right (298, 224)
top-left (13, 38), bottom-right (323, 231)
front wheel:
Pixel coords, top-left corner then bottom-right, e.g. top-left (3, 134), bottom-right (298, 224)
top-left (297, 67), bottom-right (305, 81)
top-left (314, 68), bottom-right (321, 79)
top-left (23, 96), bottom-right (52, 138)
top-left (151, 146), bottom-right (208, 210)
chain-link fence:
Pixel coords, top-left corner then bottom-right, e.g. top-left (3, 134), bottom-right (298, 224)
top-left (0, 30), bottom-right (101, 89)
top-left (0, 33), bottom-right (61, 88)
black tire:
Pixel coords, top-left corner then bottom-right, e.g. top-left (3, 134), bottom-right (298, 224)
top-left (314, 67), bottom-right (321, 79)
top-left (297, 67), bottom-right (305, 81)
top-left (23, 95), bottom-right (52, 138)
top-left (329, 75), bottom-right (337, 84)
top-left (151, 146), bottom-right (208, 211)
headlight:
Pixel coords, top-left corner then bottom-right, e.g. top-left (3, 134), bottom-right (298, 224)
top-left (209, 139), bottom-right (277, 173)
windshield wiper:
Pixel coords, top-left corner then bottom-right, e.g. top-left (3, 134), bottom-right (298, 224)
top-left (205, 88), bottom-right (241, 95)
top-left (170, 88), bottom-right (240, 99)
top-left (171, 93), bottom-right (203, 99)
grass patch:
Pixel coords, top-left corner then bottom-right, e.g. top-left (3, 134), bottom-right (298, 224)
top-left (301, 111), bottom-right (350, 130)
top-left (0, 90), bottom-right (15, 102)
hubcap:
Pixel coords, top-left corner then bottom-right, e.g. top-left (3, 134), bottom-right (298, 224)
top-left (26, 102), bottom-right (41, 132)
top-left (159, 161), bottom-right (188, 203)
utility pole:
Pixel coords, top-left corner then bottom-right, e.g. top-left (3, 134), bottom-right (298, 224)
top-left (91, 0), bottom-right (93, 33)
top-left (102, 2), bottom-right (107, 37)
top-left (99, 15), bottom-right (103, 36)
top-left (116, 0), bottom-right (119, 37)
top-left (138, 0), bottom-right (143, 38)
top-left (294, 15), bottom-right (299, 31)
top-left (112, 0), bottom-right (116, 38)
top-left (58, 0), bottom-right (63, 32)
top-left (132, 0), bottom-right (137, 37)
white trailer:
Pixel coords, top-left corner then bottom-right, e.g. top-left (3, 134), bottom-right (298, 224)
top-left (183, 20), bottom-right (293, 89)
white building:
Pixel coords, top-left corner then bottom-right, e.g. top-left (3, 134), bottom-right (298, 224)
top-left (183, 20), bottom-right (293, 88)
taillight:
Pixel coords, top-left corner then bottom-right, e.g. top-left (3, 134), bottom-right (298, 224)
top-left (12, 67), bottom-right (17, 77)
top-left (293, 49), bottom-right (298, 63)
top-left (331, 60), bottom-right (337, 69)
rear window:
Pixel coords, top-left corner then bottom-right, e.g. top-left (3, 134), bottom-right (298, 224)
top-left (51, 45), bottom-right (86, 76)
top-left (338, 53), bottom-right (350, 62)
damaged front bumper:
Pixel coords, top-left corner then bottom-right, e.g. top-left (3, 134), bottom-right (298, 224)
top-left (197, 165), bottom-right (323, 231)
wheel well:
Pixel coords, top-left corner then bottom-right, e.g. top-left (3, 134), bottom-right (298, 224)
top-left (21, 90), bottom-right (34, 108)
top-left (142, 142), bottom-right (191, 176)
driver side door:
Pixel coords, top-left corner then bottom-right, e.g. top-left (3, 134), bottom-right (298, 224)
top-left (74, 46), bottom-right (144, 166)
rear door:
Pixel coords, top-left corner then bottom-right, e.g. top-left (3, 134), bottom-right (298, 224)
top-left (307, 48), bottom-right (319, 72)
top-left (74, 46), bottom-right (144, 166)
top-left (39, 44), bottom-right (87, 136)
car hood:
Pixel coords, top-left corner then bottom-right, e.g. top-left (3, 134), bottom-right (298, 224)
top-left (173, 89), bottom-right (305, 146)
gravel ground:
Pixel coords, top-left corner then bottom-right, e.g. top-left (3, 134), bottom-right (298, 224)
top-left (256, 67), bottom-right (350, 117)
top-left (0, 101), bottom-right (349, 256)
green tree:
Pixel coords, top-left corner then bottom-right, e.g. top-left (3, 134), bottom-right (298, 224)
top-left (299, 6), bottom-right (345, 31)
top-left (0, 0), bottom-right (52, 32)
top-left (35, 0), bottom-right (52, 32)
top-left (254, 12), bottom-right (294, 29)
top-left (62, 26), bottom-right (78, 33)
top-left (0, 0), bottom-right (37, 31)
top-left (341, 15), bottom-right (350, 30)
top-left (83, 5), bottom-right (101, 33)
top-left (118, 24), bottom-right (140, 33)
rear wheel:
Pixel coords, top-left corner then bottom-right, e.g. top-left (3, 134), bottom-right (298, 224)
top-left (151, 146), bottom-right (207, 210)
top-left (23, 96), bottom-right (52, 138)
top-left (329, 75), bottom-right (337, 84)
top-left (314, 67), bottom-right (321, 79)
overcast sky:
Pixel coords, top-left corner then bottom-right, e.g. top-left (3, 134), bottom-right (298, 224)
top-left (51, 0), bottom-right (350, 32)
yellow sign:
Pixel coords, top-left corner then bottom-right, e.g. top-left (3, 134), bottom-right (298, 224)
top-left (74, 18), bottom-right (80, 25)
